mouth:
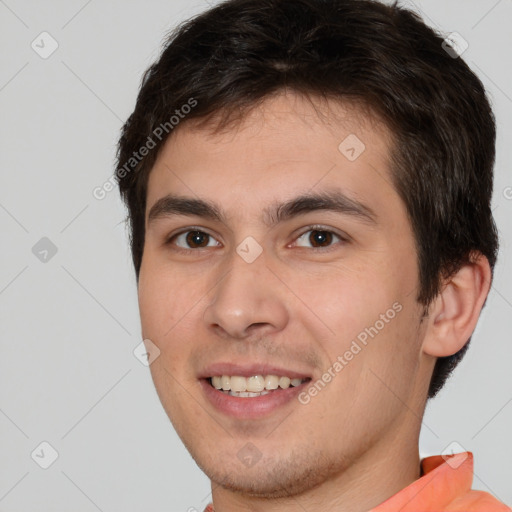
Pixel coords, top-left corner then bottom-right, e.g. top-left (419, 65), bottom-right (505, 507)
top-left (209, 374), bottom-right (310, 397)
top-left (199, 367), bottom-right (312, 419)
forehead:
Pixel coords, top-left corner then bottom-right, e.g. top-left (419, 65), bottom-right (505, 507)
top-left (173, 92), bottom-right (392, 158)
top-left (145, 92), bottom-right (399, 224)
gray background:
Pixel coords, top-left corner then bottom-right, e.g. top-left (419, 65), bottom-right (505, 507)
top-left (1, 0), bottom-right (511, 510)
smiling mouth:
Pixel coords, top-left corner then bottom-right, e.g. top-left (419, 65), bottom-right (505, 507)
top-left (208, 375), bottom-right (311, 397)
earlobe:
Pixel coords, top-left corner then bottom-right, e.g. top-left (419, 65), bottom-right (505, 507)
top-left (422, 252), bottom-right (492, 358)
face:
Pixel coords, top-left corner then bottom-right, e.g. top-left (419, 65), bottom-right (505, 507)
top-left (138, 92), bottom-right (430, 498)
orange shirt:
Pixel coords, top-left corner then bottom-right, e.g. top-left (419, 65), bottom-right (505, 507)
top-left (203, 452), bottom-right (510, 511)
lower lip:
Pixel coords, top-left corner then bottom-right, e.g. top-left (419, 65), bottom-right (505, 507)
top-left (200, 379), bottom-right (309, 419)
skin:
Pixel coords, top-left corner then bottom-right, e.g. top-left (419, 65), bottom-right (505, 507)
top-left (137, 91), bottom-right (491, 512)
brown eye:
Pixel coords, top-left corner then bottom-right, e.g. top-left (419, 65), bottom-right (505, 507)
top-left (185, 231), bottom-right (210, 248)
top-left (168, 230), bottom-right (220, 250)
top-left (295, 228), bottom-right (344, 250)
top-left (308, 230), bottom-right (334, 247)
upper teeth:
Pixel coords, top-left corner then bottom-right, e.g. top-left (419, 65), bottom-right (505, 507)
top-left (211, 375), bottom-right (305, 392)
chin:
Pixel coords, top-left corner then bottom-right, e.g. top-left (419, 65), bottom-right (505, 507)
top-left (189, 447), bottom-right (344, 499)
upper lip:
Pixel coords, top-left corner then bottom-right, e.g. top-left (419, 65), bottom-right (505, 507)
top-left (199, 362), bottom-right (312, 380)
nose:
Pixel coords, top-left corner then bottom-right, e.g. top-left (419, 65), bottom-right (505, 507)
top-left (202, 250), bottom-right (289, 341)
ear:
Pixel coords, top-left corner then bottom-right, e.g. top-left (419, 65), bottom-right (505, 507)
top-left (422, 252), bottom-right (492, 357)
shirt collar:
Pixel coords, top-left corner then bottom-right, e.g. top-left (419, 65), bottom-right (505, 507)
top-left (369, 452), bottom-right (474, 511)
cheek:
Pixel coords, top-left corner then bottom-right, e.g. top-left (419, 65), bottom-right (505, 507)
top-left (352, 302), bottom-right (423, 406)
top-left (295, 258), bottom-right (420, 386)
top-left (311, 307), bottom-right (422, 440)
top-left (296, 268), bottom-right (398, 335)
top-left (137, 275), bottom-right (172, 340)
top-left (138, 264), bottom-right (199, 418)
top-left (137, 258), bottom-right (209, 377)
top-left (137, 255), bottom-right (197, 338)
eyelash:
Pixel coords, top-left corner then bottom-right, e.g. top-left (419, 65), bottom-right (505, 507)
top-left (165, 225), bottom-right (349, 253)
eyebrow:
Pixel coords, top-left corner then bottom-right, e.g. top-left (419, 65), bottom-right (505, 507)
top-left (147, 190), bottom-right (378, 228)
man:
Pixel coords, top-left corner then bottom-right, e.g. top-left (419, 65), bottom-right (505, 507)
top-left (115, 0), bottom-right (510, 510)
